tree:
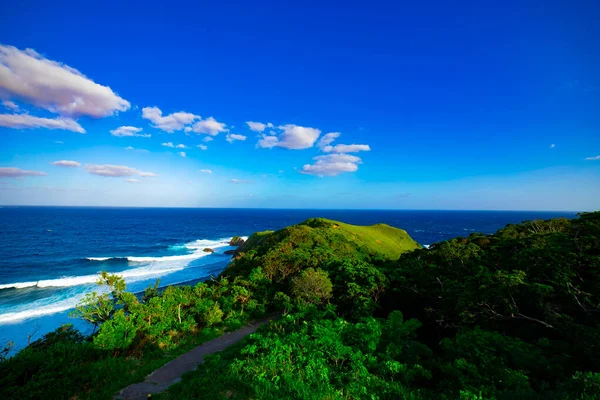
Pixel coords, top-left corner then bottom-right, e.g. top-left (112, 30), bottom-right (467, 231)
top-left (291, 268), bottom-right (333, 305)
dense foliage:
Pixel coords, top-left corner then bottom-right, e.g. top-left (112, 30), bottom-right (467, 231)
top-left (1, 215), bottom-right (599, 399)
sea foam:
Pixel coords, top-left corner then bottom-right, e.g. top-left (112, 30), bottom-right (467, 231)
top-left (0, 237), bottom-right (241, 291)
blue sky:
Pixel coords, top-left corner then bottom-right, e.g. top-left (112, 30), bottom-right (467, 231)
top-left (0, 0), bottom-right (599, 210)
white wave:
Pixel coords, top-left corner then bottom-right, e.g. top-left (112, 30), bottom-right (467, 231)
top-left (1, 237), bottom-right (238, 291)
top-left (0, 302), bottom-right (77, 324)
top-left (85, 237), bottom-right (240, 263)
top-left (0, 281), bottom-right (39, 290)
top-left (0, 266), bottom-right (184, 291)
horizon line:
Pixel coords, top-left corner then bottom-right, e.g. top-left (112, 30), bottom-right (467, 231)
top-left (0, 205), bottom-right (588, 213)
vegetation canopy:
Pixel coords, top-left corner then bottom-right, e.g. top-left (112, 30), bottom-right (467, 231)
top-left (1, 214), bottom-right (599, 400)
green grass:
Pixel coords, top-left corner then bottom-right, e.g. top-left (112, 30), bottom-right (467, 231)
top-left (238, 230), bottom-right (274, 251)
top-left (301, 218), bottom-right (421, 259)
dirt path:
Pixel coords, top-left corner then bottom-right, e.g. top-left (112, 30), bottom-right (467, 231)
top-left (115, 317), bottom-right (274, 400)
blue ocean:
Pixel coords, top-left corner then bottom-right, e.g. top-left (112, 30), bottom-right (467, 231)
top-left (0, 207), bottom-right (577, 350)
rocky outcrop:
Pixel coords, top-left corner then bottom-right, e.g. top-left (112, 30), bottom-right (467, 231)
top-left (203, 248), bottom-right (214, 253)
top-left (229, 236), bottom-right (245, 247)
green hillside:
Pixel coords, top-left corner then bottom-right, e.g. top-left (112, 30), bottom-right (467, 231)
top-left (238, 218), bottom-right (420, 259)
top-left (3, 213), bottom-right (600, 400)
top-left (301, 218), bottom-right (421, 258)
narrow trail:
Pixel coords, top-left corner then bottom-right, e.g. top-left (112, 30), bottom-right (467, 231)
top-left (115, 317), bottom-right (275, 400)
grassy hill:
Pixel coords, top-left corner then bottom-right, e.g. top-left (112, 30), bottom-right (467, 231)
top-left (301, 218), bottom-right (421, 259)
top-left (236, 217), bottom-right (420, 261)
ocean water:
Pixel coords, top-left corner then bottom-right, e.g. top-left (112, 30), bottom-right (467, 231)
top-left (0, 207), bottom-right (577, 350)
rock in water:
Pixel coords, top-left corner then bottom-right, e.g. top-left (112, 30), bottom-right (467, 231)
top-left (203, 248), bottom-right (214, 253)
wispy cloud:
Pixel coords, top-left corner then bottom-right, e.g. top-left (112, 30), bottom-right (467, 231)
top-left (124, 146), bottom-right (148, 153)
top-left (0, 113), bottom-right (85, 133)
top-left (550, 144), bottom-right (556, 149)
top-left (0, 167), bottom-right (47, 178)
top-left (197, 144), bottom-right (208, 150)
top-left (125, 178), bottom-right (139, 183)
top-left (317, 132), bottom-right (340, 149)
top-left (585, 155), bottom-right (600, 161)
top-left (1, 100), bottom-right (18, 111)
top-left (162, 142), bottom-right (187, 149)
top-left (200, 169), bottom-right (212, 174)
top-left (54, 140), bottom-right (64, 144)
top-left (229, 178), bottom-right (254, 184)
top-left (203, 136), bottom-right (214, 142)
top-left (0, 45), bottom-right (129, 118)
top-left (178, 151), bottom-right (186, 158)
top-left (51, 160), bottom-right (81, 168)
top-left (84, 164), bottom-right (156, 178)
top-left (110, 126), bottom-right (150, 138)
top-left (323, 144), bottom-right (371, 153)
top-left (226, 133), bottom-right (246, 143)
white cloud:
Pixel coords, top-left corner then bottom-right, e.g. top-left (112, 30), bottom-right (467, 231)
top-left (585, 155), bottom-right (600, 161)
top-left (199, 169), bottom-right (212, 174)
top-left (257, 134), bottom-right (279, 148)
top-left (324, 144), bottom-right (371, 153)
top-left (0, 167), bottom-right (47, 178)
top-left (203, 136), bottom-right (214, 142)
top-left (84, 164), bottom-right (156, 178)
top-left (550, 144), bottom-right (556, 149)
top-left (125, 146), bottom-right (148, 153)
top-left (267, 122), bottom-right (274, 128)
top-left (226, 133), bottom-right (246, 143)
top-left (142, 106), bottom-right (199, 133)
top-left (229, 178), bottom-right (254, 184)
top-left (137, 171), bottom-right (157, 177)
top-left (317, 132), bottom-right (340, 149)
top-left (163, 142), bottom-right (187, 149)
top-left (277, 124), bottom-right (321, 149)
top-left (2, 100), bottom-right (18, 110)
top-left (125, 178), bottom-right (139, 183)
top-left (192, 117), bottom-right (228, 136)
top-left (184, 127), bottom-right (192, 133)
top-left (178, 151), bottom-right (186, 158)
top-left (300, 153), bottom-right (362, 177)
top-left (246, 121), bottom-right (267, 132)
top-left (0, 113), bottom-right (85, 133)
top-left (110, 126), bottom-right (150, 138)
top-left (54, 140), bottom-right (64, 144)
top-left (0, 45), bottom-right (130, 118)
top-left (315, 153), bottom-right (361, 163)
top-left (197, 144), bottom-right (208, 150)
top-left (258, 124), bottom-right (321, 149)
top-left (51, 160), bottom-right (80, 168)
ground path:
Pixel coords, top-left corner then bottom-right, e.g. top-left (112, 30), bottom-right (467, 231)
top-left (115, 316), bottom-right (275, 400)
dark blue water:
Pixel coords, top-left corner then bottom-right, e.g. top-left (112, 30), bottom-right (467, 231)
top-left (0, 207), bottom-right (577, 349)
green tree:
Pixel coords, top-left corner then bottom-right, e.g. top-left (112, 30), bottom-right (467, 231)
top-left (291, 268), bottom-right (333, 305)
